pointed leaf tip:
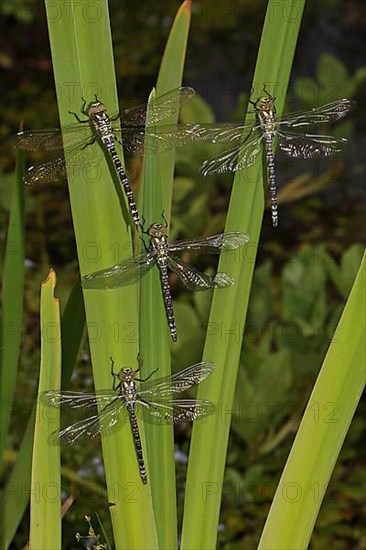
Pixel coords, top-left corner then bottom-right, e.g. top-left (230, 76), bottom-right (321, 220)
top-left (182, 0), bottom-right (192, 12)
top-left (42, 269), bottom-right (57, 286)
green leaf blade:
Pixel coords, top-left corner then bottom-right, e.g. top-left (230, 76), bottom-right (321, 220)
top-left (139, 2), bottom-right (192, 548)
top-left (30, 270), bottom-right (61, 550)
top-left (258, 252), bottom-right (366, 549)
top-left (181, 2), bottom-right (306, 548)
top-left (0, 152), bottom-right (25, 464)
top-left (44, 2), bottom-right (158, 547)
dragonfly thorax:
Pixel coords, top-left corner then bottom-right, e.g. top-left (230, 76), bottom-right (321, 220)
top-left (88, 101), bottom-right (108, 117)
top-left (255, 97), bottom-right (276, 133)
top-left (148, 223), bottom-right (167, 239)
top-left (118, 368), bottom-right (137, 383)
top-left (255, 95), bottom-right (275, 112)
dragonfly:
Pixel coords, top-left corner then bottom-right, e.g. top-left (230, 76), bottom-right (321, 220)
top-left (82, 222), bottom-right (249, 341)
top-left (42, 358), bottom-right (215, 484)
top-left (200, 91), bottom-right (355, 226)
top-left (11, 87), bottom-right (205, 227)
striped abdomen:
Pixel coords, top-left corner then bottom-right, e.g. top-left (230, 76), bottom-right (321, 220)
top-left (264, 134), bottom-right (278, 227)
top-left (157, 259), bottom-right (177, 342)
top-left (106, 144), bottom-right (140, 227)
top-left (127, 404), bottom-right (147, 484)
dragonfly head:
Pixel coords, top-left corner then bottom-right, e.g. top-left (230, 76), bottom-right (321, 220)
top-left (118, 368), bottom-right (137, 383)
top-left (148, 223), bottom-right (167, 238)
top-left (255, 96), bottom-right (275, 112)
top-left (88, 100), bottom-right (107, 116)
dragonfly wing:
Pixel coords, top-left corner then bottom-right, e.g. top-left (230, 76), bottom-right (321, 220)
top-left (141, 398), bottom-right (216, 424)
top-left (82, 251), bottom-right (156, 289)
top-left (24, 155), bottom-right (67, 185)
top-left (277, 99), bottom-right (356, 128)
top-left (116, 124), bottom-right (206, 155)
top-left (22, 142), bottom-right (97, 185)
top-left (168, 232), bottom-right (249, 253)
top-left (12, 123), bottom-right (92, 151)
top-left (190, 122), bottom-right (257, 144)
top-left (41, 390), bottom-right (118, 409)
top-left (11, 128), bottom-right (64, 151)
top-left (57, 398), bottom-right (128, 445)
top-left (168, 255), bottom-right (233, 290)
top-left (277, 129), bottom-right (348, 159)
top-left (118, 87), bottom-right (196, 126)
top-left (200, 131), bottom-right (262, 175)
top-left (139, 361), bottom-right (215, 397)
top-left (57, 414), bottom-right (101, 445)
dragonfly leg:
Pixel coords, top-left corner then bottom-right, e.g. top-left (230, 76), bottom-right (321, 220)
top-left (99, 395), bottom-right (120, 415)
top-left (140, 214), bottom-right (149, 232)
top-left (138, 233), bottom-right (150, 252)
top-left (114, 135), bottom-right (124, 147)
top-left (81, 97), bottom-right (89, 115)
top-left (135, 368), bottom-right (159, 383)
top-left (161, 210), bottom-right (168, 229)
top-left (69, 97), bottom-right (89, 124)
top-left (110, 356), bottom-right (121, 391)
top-left (137, 353), bottom-right (143, 371)
top-left (80, 137), bottom-right (96, 151)
top-left (138, 216), bottom-right (151, 244)
top-left (263, 84), bottom-right (275, 100)
top-left (68, 111), bottom-right (88, 123)
top-left (249, 86), bottom-right (256, 106)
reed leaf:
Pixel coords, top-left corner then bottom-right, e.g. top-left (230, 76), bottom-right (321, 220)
top-left (139, 2), bottom-right (192, 548)
top-left (0, 275), bottom-right (85, 547)
top-left (0, 150), bottom-right (25, 465)
top-left (44, 1), bottom-right (157, 546)
top-left (181, 2), bottom-right (306, 548)
top-left (0, 150), bottom-right (25, 548)
top-left (30, 270), bottom-right (61, 549)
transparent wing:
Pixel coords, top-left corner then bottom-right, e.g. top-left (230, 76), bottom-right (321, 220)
top-left (41, 390), bottom-right (118, 409)
top-left (82, 251), bottom-right (156, 290)
top-left (118, 86), bottom-right (196, 126)
top-left (168, 255), bottom-right (233, 290)
top-left (141, 398), bottom-right (216, 424)
top-left (24, 155), bottom-right (67, 185)
top-left (139, 361), bottom-right (215, 397)
top-left (11, 123), bottom-right (92, 152)
top-left (276, 99), bottom-right (355, 128)
top-left (11, 88), bottom-right (195, 152)
top-left (185, 122), bottom-right (258, 144)
top-left (118, 121), bottom-right (261, 155)
top-left (57, 398), bottom-right (128, 445)
top-left (201, 131), bottom-right (263, 175)
top-left (22, 144), bottom-right (97, 185)
top-left (116, 123), bottom-right (206, 155)
top-left (168, 231), bottom-right (249, 253)
top-left (277, 129), bottom-right (348, 159)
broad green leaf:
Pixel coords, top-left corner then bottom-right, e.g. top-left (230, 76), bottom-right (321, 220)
top-left (317, 53), bottom-right (348, 89)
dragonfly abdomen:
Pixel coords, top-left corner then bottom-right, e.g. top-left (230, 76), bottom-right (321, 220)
top-left (106, 144), bottom-right (140, 227)
top-left (157, 260), bottom-right (177, 342)
top-left (127, 404), bottom-right (147, 484)
top-left (264, 134), bottom-right (278, 227)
